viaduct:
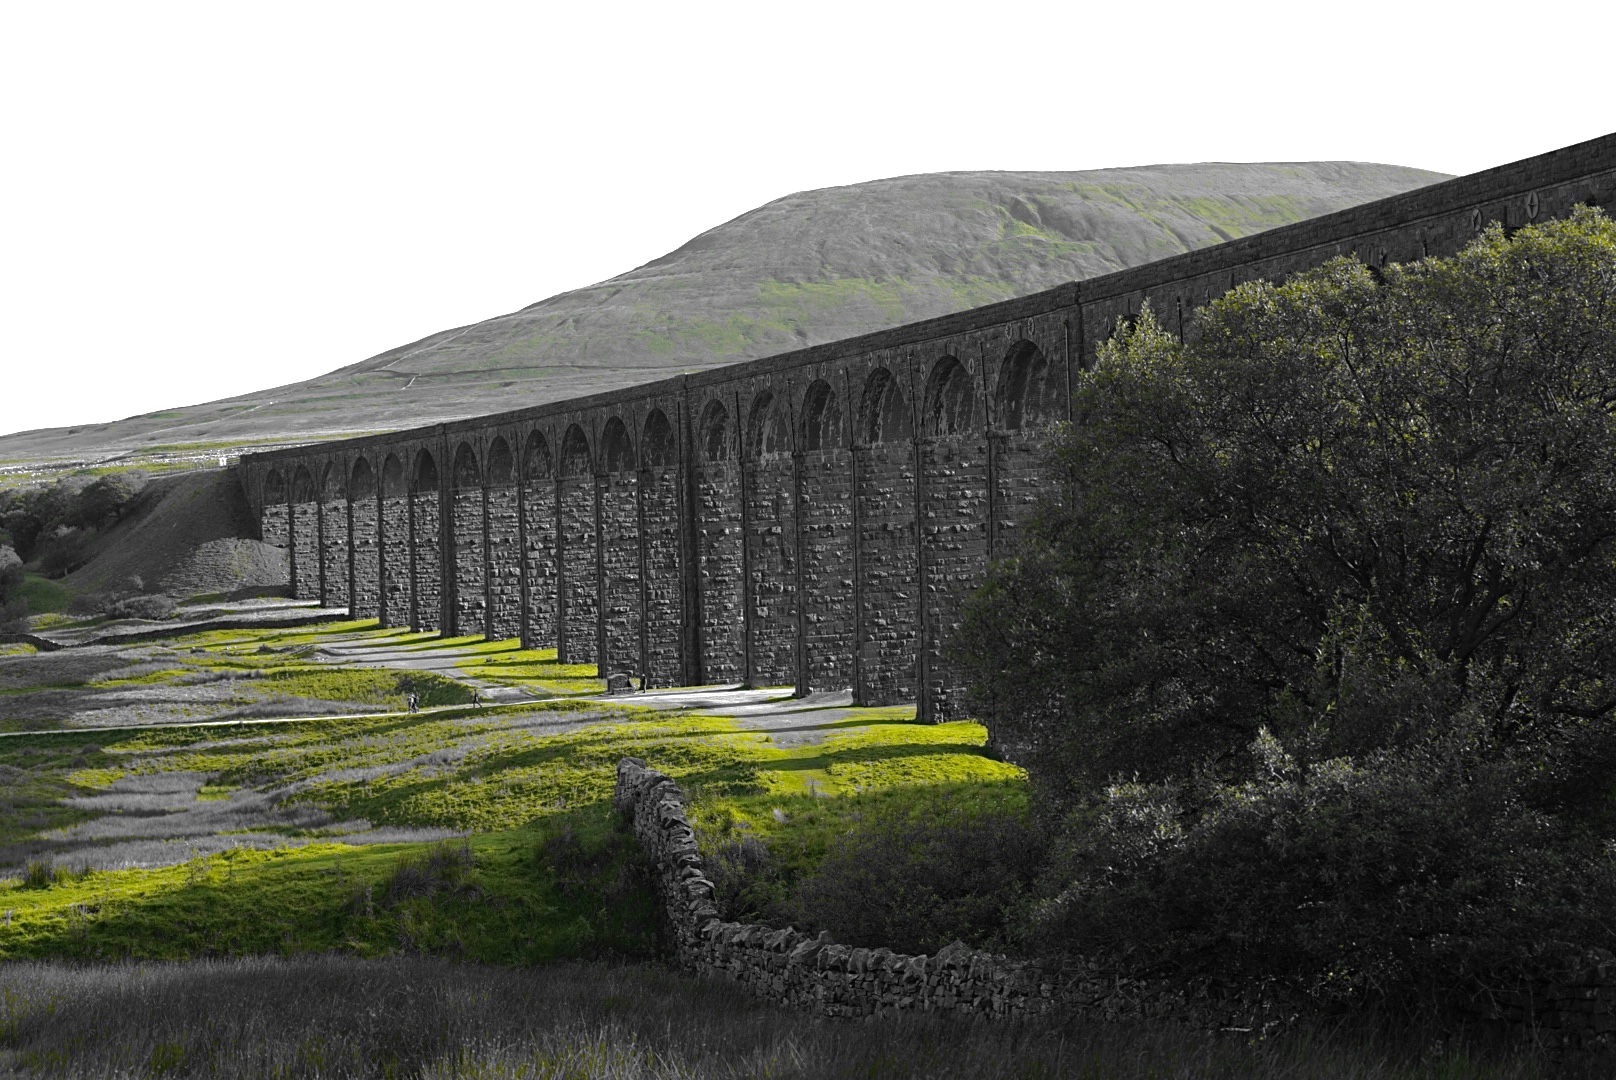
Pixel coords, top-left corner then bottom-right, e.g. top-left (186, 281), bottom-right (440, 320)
top-left (238, 134), bottom-right (1616, 722)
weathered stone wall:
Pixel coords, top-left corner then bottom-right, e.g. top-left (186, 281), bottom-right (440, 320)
top-left (350, 495), bottom-right (380, 619)
top-left (695, 463), bottom-right (744, 685)
top-left (410, 493), bottom-right (442, 632)
top-left (241, 135), bottom-right (1616, 709)
top-left (920, 434), bottom-right (989, 721)
top-left (319, 500), bottom-right (350, 608)
top-left (615, 758), bottom-right (1196, 1023)
top-left (380, 495), bottom-right (410, 628)
top-left (642, 467), bottom-right (683, 687)
top-left (262, 503), bottom-right (290, 549)
top-left (746, 453), bottom-right (797, 687)
top-left (523, 481), bottom-right (559, 649)
top-left (486, 485), bottom-right (522, 641)
top-left (450, 489), bottom-right (486, 637)
top-left (558, 477), bottom-right (597, 664)
top-left (600, 472), bottom-right (641, 676)
top-left (855, 442), bottom-right (918, 705)
top-left (291, 502), bottom-right (319, 602)
top-left (798, 447), bottom-right (854, 694)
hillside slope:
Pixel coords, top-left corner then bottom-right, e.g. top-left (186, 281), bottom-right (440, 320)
top-left (2, 161), bottom-right (1447, 460)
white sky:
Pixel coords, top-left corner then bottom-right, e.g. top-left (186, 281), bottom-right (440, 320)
top-left (1, 1), bottom-right (1611, 440)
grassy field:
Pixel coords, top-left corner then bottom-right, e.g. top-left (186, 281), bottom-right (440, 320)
top-left (0, 618), bottom-right (1577, 1076)
top-left (0, 954), bottom-right (1573, 1079)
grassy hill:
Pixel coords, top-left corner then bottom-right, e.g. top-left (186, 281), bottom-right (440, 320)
top-left (0, 162), bottom-right (1447, 462)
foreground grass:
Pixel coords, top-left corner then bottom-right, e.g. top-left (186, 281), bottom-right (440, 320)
top-left (0, 954), bottom-right (1574, 1079)
top-left (0, 690), bottom-right (1021, 965)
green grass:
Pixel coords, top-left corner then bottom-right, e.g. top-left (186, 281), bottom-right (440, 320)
top-left (0, 813), bottom-right (654, 964)
top-left (18, 574), bottom-right (70, 615)
top-left (455, 642), bottom-right (604, 695)
top-left (4, 689), bottom-right (1018, 965)
top-left (0, 954), bottom-right (1566, 1080)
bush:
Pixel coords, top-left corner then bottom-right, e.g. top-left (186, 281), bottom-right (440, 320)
top-left (785, 793), bottom-right (1046, 955)
top-left (384, 841), bottom-right (477, 906)
top-left (104, 593), bottom-right (177, 621)
top-left (0, 546), bottom-right (22, 604)
top-left (1026, 733), bottom-right (1616, 1007)
top-left (951, 207), bottom-right (1616, 1008)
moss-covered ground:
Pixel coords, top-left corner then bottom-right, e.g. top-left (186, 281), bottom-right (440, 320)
top-left (0, 617), bottom-right (1022, 970)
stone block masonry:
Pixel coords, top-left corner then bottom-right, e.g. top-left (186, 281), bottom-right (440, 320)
top-left (240, 135), bottom-right (1616, 718)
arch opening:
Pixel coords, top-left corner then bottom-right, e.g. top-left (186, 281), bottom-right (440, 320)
top-left (997, 340), bottom-right (1054, 431)
top-left (452, 443), bottom-right (481, 491)
top-left (643, 409), bottom-right (675, 469)
top-left (381, 454), bottom-right (405, 498)
top-left (351, 457), bottom-right (376, 499)
top-left (800, 380), bottom-right (841, 452)
top-left (560, 425), bottom-right (592, 479)
top-left (413, 450), bottom-right (439, 495)
top-left (487, 437), bottom-right (515, 487)
top-left (601, 417), bottom-right (634, 475)
top-left (292, 464), bottom-right (317, 504)
top-left (860, 368), bottom-right (911, 445)
top-left (524, 430), bottom-right (553, 481)
top-left (320, 461), bottom-right (345, 502)
top-left (264, 468), bottom-right (286, 504)
top-left (747, 391), bottom-right (791, 459)
top-left (924, 356), bottom-right (976, 438)
top-left (698, 400), bottom-right (730, 463)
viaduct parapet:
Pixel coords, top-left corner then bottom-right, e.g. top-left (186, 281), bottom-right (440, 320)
top-left (239, 134), bottom-right (1616, 721)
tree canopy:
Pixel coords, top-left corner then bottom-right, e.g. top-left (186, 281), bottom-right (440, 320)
top-left (953, 207), bottom-right (1616, 1001)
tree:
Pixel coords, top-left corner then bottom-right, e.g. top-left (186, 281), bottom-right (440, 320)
top-left (953, 208), bottom-right (1616, 1000)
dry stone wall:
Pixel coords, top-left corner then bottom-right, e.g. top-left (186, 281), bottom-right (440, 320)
top-left (614, 758), bottom-right (1202, 1023)
top-left (241, 136), bottom-right (1616, 719)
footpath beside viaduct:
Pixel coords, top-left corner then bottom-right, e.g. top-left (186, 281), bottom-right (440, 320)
top-left (238, 134), bottom-right (1616, 722)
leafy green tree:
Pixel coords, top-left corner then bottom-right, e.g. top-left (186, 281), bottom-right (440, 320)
top-left (953, 207), bottom-right (1616, 1000)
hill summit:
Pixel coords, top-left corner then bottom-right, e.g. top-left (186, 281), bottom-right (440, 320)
top-left (3, 161), bottom-right (1448, 460)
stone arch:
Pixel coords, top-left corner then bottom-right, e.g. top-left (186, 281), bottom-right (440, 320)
top-left (292, 464), bottom-right (317, 503)
top-left (320, 461), bottom-right (344, 501)
top-left (560, 424), bottom-right (592, 478)
top-left (350, 456), bottom-right (376, 499)
top-left (643, 409), bottom-right (675, 469)
top-left (452, 442), bottom-right (480, 491)
top-left (487, 437), bottom-right (514, 487)
top-left (924, 356), bottom-right (976, 438)
top-left (698, 400), bottom-right (731, 463)
top-left (859, 367), bottom-right (911, 445)
top-left (799, 380), bottom-right (842, 452)
top-left (601, 417), bottom-right (634, 475)
top-left (264, 468), bottom-right (286, 505)
top-left (747, 390), bottom-right (791, 459)
top-left (524, 430), bottom-right (553, 481)
top-left (997, 340), bottom-right (1054, 431)
top-left (412, 449), bottom-right (439, 494)
top-left (381, 454), bottom-right (405, 497)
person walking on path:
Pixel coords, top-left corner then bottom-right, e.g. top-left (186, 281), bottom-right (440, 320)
top-left (406, 691), bottom-right (418, 713)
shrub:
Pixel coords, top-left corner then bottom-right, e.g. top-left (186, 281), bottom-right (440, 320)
top-left (104, 593), bottom-right (177, 621)
top-left (785, 793), bottom-right (1046, 955)
top-left (384, 841), bottom-right (477, 906)
top-left (951, 207), bottom-right (1616, 1008)
top-left (1025, 733), bottom-right (1616, 1008)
